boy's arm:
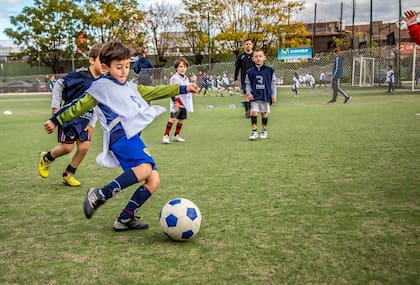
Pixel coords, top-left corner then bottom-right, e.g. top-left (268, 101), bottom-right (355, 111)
top-left (49, 93), bottom-right (98, 126)
top-left (51, 78), bottom-right (65, 114)
top-left (138, 84), bottom-right (197, 102)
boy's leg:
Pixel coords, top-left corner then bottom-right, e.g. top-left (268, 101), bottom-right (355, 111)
top-left (173, 110), bottom-right (186, 142)
top-left (249, 106), bottom-right (259, 140)
top-left (260, 113), bottom-right (268, 139)
top-left (113, 169), bottom-right (160, 231)
top-left (62, 140), bottom-right (90, 187)
top-left (83, 167), bottom-right (141, 219)
top-left (163, 119), bottom-right (173, 144)
top-left (38, 142), bottom-right (74, 178)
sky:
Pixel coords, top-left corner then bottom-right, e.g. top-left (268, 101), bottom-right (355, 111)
top-left (0, 0), bottom-right (419, 43)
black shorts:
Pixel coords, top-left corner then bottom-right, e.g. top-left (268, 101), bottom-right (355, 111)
top-left (170, 107), bottom-right (187, 120)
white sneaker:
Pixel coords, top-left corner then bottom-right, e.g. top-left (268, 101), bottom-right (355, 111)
top-left (173, 135), bottom-right (185, 142)
top-left (248, 131), bottom-right (258, 140)
top-left (260, 131), bottom-right (268, 139)
top-left (162, 135), bottom-right (170, 144)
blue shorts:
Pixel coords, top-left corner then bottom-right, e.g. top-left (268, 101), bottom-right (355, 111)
top-left (111, 134), bottom-right (156, 172)
top-left (58, 117), bottom-right (90, 144)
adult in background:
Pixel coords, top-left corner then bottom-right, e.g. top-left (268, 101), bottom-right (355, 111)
top-left (403, 10), bottom-right (420, 45)
top-left (133, 43), bottom-right (154, 86)
top-left (327, 48), bottom-right (351, 104)
top-left (234, 38), bottom-right (255, 118)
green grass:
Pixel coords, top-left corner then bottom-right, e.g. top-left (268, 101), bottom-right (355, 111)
top-left (0, 87), bottom-right (419, 284)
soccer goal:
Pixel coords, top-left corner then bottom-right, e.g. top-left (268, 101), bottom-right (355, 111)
top-left (352, 57), bottom-right (375, 87)
top-left (411, 44), bottom-right (420, 91)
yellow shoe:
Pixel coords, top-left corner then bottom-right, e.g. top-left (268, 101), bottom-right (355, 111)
top-left (63, 175), bottom-right (81, 187)
top-left (38, 151), bottom-right (50, 178)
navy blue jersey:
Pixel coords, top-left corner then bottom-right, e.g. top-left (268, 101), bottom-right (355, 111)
top-left (62, 67), bottom-right (96, 104)
top-left (245, 64), bottom-right (276, 104)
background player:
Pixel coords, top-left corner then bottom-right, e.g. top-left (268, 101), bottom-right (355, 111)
top-left (38, 44), bottom-right (103, 187)
top-left (162, 57), bottom-right (194, 144)
top-left (245, 49), bottom-right (277, 140)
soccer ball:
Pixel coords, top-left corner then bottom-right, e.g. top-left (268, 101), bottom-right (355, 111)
top-left (159, 198), bottom-right (202, 241)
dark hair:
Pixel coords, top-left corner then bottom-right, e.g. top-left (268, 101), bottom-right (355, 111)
top-left (244, 38), bottom-right (252, 42)
top-left (253, 48), bottom-right (265, 54)
top-left (99, 41), bottom-right (131, 67)
top-left (174, 57), bottom-right (189, 69)
top-left (88, 44), bottom-right (103, 59)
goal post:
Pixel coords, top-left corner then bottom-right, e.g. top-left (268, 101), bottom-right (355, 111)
top-left (352, 57), bottom-right (375, 87)
top-left (411, 44), bottom-right (420, 91)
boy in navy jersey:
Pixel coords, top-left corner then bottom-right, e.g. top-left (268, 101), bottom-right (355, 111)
top-left (162, 57), bottom-right (194, 144)
top-left (38, 44), bottom-right (103, 186)
top-left (43, 41), bottom-right (198, 231)
top-left (245, 49), bottom-right (277, 140)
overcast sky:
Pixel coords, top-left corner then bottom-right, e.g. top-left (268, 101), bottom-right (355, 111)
top-left (1, 0), bottom-right (419, 42)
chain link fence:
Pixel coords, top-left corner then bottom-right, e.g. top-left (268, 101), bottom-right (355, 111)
top-left (1, 47), bottom-right (418, 93)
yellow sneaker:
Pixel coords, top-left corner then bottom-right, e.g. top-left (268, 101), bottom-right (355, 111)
top-left (38, 151), bottom-right (50, 178)
top-left (63, 175), bottom-right (81, 187)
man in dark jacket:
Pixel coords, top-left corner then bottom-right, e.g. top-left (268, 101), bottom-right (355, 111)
top-left (133, 43), bottom-right (154, 86)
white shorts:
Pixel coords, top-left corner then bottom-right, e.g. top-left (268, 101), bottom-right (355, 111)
top-left (250, 100), bottom-right (270, 113)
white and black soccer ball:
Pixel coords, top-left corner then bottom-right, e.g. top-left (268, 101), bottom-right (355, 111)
top-left (159, 198), bottom-right (202, 241)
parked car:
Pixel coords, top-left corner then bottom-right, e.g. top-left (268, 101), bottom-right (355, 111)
top-left (0, 80), bottom-right (38, 93)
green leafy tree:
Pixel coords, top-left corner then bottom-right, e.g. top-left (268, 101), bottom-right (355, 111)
top-left (212, 0), bottom-right (307, 55)
top-left (178, 0), bottom-right (211, 65)
top-left (83, 0), bottom-right (144, 49)
top-left (4, 0), bottom-right (84, 73)
top-left (180, 0), bottom-right (307, 59)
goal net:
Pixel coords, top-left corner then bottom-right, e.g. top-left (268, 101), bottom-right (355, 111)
top-left (352, 57), bottom-right (375, 87)
top-left (411, 44), bottom-right (420, 91)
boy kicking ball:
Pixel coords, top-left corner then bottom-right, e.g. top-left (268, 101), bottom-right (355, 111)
top-left (43, 41), bottom-right (198, 231)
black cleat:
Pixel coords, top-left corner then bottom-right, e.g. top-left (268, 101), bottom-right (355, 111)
top-left (113, 216), bottom-right (149, 231)
top-left (83, 188), bottom-right (106, 219)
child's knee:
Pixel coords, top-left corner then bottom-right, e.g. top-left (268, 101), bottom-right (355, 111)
top-left (145, 170), bottom-right (160, 193)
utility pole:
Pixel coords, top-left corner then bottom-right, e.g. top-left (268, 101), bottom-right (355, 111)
top-left (207, 9), bottom-right (211, 75)
top-left (312, 3), bottom-right (317, 56)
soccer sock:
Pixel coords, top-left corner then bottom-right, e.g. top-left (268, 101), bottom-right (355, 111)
top-left (262, 117), bottom-right (268, 130)
top-left (165, 122), bottom-right (173, 136)
top-left (119, 185), bottom-right (152, 219)
top-left (63, 164), bottom-right (77, 177)
top-left (175, 122), bottom-right (183, 135)
top-left (251, 116), bottom-right (257, 130)
top-left (44, 151), bottom-right (55, 162)
top-left (245, 101), bottom-right (251, 112)
top-left (100, 169), bottom-right (138, 199)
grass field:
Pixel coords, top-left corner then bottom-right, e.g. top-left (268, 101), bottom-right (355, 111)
top-left (0, 87), bottom-right (419, 284)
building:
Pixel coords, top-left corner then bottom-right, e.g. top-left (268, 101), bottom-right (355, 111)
top-left (303, 20), bottom-right (412, 54)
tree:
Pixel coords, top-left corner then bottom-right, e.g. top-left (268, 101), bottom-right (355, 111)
top-left (4, 0), bottom-right (84, 73)
top-left (178, 0), bottom-right (215, 65)
top-left (83, 0), bottom-right (144, 49)
top-left (212, 0), bottom-right (307, 55)
top-left (142, 1), bottom-right (181, 66)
